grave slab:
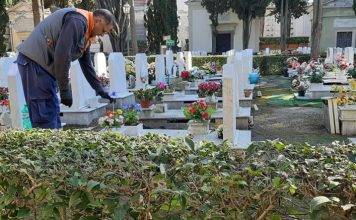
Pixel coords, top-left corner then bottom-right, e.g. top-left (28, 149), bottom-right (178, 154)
top-left (60, 103), bottom-right (108, 126)
top-left (140, 108), bottom-right (251, 130)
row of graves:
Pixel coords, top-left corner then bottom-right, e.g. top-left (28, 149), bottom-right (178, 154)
top-left (286, 47), bottom-right (356, 136)
top-left (0, 49), bottom-right (258, 149)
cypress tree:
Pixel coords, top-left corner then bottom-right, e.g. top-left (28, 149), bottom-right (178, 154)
top-left (0, 0), bottom-right (9, 55)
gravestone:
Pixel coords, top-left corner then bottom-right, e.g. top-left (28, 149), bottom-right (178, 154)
top-left (327, 48), bottom-right (334, 63)
top-left (155, 55), bottom-right (166, 83)
top-left (345, 47), bottom-right (354, 65)
top-left (166, 50), bottom-right (174, 77)
top-left (7, 63), bottom-right (26, 129)
top-left (226, 49), bottom-right (235, 64)
top-left (265, 48), bottom-right (270, 55)
top-left (94, 52), bottom-right (107, 77)
top-left (184, 51), bottom-right (192, 71)
top-left (176, 52), bottom-right (185, 73)
top-left (0, 57), bottom-right (16, 87)
top-left (223, 63), bottom-right (237, 145)
top-left (61, 61), bottom-right (107, 125)
top-left (108, 52), bottom-right (135, 107)
top-left (135, 53), bottom-right (148, 89)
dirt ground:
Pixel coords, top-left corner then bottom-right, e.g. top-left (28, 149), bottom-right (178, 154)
top-left (251, 75), bottom-right (349, 146)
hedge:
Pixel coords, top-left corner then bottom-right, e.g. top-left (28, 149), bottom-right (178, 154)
top-left (0, 130), bottom-right (354, 219)
top-left (260, 37), bottom-right (310, 45)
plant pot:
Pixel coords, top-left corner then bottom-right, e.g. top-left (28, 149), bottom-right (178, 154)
top-left (349, 79), bottom-right (356, 90)
top-left (140, 100), bottom-right (151, 108)
top-left (122, 123), bottom-right (144, 136)
top-left (298, 90), bottom-right (306, 97)
top-left (187, 120), bottom-right (210, 136)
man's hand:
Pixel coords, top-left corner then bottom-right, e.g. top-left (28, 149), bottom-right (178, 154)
top-left (60, 89), bottom-right (73, 107)
top-left (98, 91), bottom-right (114, 103)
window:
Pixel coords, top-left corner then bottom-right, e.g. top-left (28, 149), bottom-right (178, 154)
top-left (336, 32), bottom-right (352, 48)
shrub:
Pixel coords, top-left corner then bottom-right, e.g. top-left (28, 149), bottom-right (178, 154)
top-left (0, 131), bottom-right (354, 219)
top-left (260, 37), bottom-right (310, 45)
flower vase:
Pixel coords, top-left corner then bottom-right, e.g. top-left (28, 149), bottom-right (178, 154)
top-left (205, 95), bottom-right (218, 109)
top-left (140, 100), bottom-right (151, 108)
top-left (188, 120), bottom-right (210, 136)
top-left (122, 123), bottom-right (144, 136)
top-left (349, 79), bottom-right (356, 90)
top-left (298, 90), bottom-right (306, 97)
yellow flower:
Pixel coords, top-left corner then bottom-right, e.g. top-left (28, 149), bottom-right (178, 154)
top-left (116, 109), bottom-right (123, 115)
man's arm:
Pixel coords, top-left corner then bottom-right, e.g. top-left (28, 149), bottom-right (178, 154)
top-left (53, 15), bottom-right (86, 93)
top-left (78, 49), bottom-right (104, 94)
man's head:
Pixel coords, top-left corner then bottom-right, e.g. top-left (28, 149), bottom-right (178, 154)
top-left (92, 9), bottom-right (116, 37)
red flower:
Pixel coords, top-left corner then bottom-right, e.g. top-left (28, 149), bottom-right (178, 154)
top-left (198, 100), bottom-right (207, 110)
top-left (189, 106), bottom-right (196, 114)
top-left (201, 112), bottom-right (209, 120)
top-left (0, 99), bottom-right (9, 107)
top-left (180, 71), bottom-right (191, 80)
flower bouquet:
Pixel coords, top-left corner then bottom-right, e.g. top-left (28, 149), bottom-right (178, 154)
top-left (183, 99), bottom-right (215, 135)
top-left (180, 70), bottom-right (194, 82)
top-left (99, 109), bottom-right (124, 129)
top-left (0, 87), bottom-right (9, 112)
top-left (198, 81), bottom-right (222, 98)
top-left (292, 76), bottom-right (309, 97)
top-left (133, 88), bottom-right (157, 108)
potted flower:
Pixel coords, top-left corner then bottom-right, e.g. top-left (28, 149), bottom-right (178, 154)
top-left (180, 70), bottom-right (193, 82)
top-left (0, 87), bottom-right (10, 129)
top-left (99, 109), bottom-right (124, 131)
top-left (308, 70), bottom-right (324, 91)
top-left (133, 88), bottom-right (156, 108)
top-left (183, 99), bottom-right (215, 135)
top-left (157, 82), bottom-right (174, 95)
top-left (121, 104), bottom-right (143, 136)
top-left (347, 68), bottom-right (356, 90)
top-left (292, 77), bottom-right (309, 97)
top-left (198, 81), bottom-right (221, 108)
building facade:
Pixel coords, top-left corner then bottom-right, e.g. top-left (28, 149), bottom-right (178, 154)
top-left (263, 4), bottom-right (312, 38)
top-left (320, 0), bottom-right (356, 50)
top-left (186, 0), bottom-right (262, 54)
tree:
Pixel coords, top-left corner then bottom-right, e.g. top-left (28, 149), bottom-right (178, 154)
top-left (96, 0), bottom-right (127, 52)
top-left (311, 0), bottom-right (323, 60)
top-left (270, 0), bottom-right (309, 36)
top-left (128, 0), bottom-right (138, 55)
top-left (230, 0), bottom-right (271, 49)
top-left (32, 0), bottom-right (44, 26)
top-left (270, 0), bottom-right (308, 51)
top-left (144, 0), bottom-right (179, 53)
top-left (0, 0), bottom-right (8, 55)
top-left (201, 0), bottom-right (229, 53)
top-left (144, 0), bottom-right (168, 53)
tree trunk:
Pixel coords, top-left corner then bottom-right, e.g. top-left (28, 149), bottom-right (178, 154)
top-left (31, 0), bottom-right (44, 26)
top-left (212, 24), bottom-right (217, 54)
top-left (311, 0), bottom-right (323, 60)
top-left (287, 13), bottom-right (292, 37)
top-left (129, 0), bottom-right (138, 54)
top-left (242, 17), bottom-right (251, 49)
top-left (280, 0), bottom-right (288, 52)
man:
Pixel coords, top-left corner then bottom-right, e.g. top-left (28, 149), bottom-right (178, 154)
top-left (16, 8), bottom-right (115, 129)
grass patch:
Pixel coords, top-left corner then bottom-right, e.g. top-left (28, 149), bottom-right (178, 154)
top-left (265, 93), bottom-right (323, 108)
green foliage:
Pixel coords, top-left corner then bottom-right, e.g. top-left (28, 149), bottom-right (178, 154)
top-left (270, 0), bottom-right (309, 20)
top-left (348, 68), bottom-right (356, 79)
top-left (144, 0), bottom-right (179, 53)
top-left (260, 37), bottom-right (310, 45)
top-left (230, 0), bottom-right (271, 49)
top-left (309, 72), bottom-right (323, 83)
top-left (0, 131), bottom-right (354, 219)
top-left (123, 109), bottom-right (139, 126)
top-left (133, 88), bottom-right (157, 101)
top-left (0, 0), bottom-right (9, 55)
top-left (201, 0), bottom-right (230, 28)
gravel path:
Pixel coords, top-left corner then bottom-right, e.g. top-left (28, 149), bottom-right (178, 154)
top-left (252, 76), bottom-right (349, 145)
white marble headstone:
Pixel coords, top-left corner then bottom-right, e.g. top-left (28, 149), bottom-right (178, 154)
top-left (184, 51), bottom-right (192, 71)
top-left (223, 63), bottom-right (237, 145)
top-left (135, 53), bottom-right (148, 89)
top-left (7, 63), bottom-right (26, 129)
top-left (265, 48), bottom-right (270, 55)
top-left (108, 52), bottom-right (129, 95)
top-left (0, 57), bottom-right (17, 87)
top-left (68, 61), bottom-right (89, 110)
top-left (176, 52), bottom-right (185, 73)
top-left (155, 55), bottom-right (166, 83)
top-left (94, 52), bottom-right (108, 77)
top-left (166, 50), bottom-right (174, 77)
